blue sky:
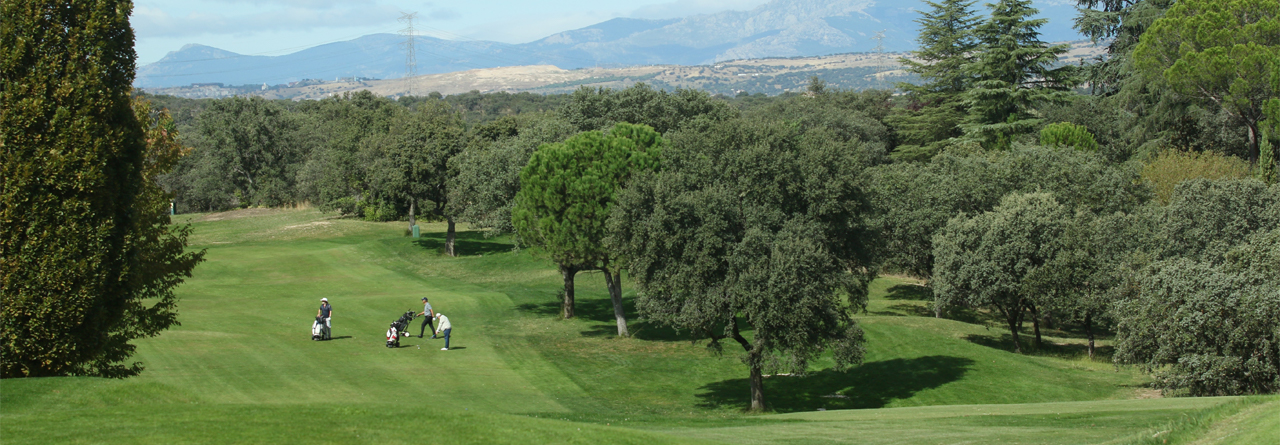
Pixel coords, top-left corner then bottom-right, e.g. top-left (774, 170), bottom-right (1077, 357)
top-left (133, 0), bottom-right (773, 65)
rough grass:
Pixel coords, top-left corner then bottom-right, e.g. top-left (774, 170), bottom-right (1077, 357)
top-left (0, 208), bottom-right (1263, 444)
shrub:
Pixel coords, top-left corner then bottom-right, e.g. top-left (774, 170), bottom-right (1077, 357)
top-left (1141, 149), bottom-right (1251, 204)
top-left (1040, 122), bottom-right (1099, 152)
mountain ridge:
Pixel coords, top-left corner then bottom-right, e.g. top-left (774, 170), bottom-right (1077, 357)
top-left (136, 0), bottom-right (1084, 88)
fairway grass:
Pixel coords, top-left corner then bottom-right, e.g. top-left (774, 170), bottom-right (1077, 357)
top-left (2, 209), bottom-right (1271, 444)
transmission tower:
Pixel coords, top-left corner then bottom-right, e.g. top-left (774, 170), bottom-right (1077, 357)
top-left (872, 29), bottom-right (887, 87)
top-left (399, 12), bottom-right (418, 97)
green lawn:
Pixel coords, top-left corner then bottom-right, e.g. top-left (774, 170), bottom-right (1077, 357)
top-left (2, 208), bottom-right (1271, 444)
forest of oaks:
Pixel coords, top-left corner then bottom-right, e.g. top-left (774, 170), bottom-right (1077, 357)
top-left (4, 0), bottom-right (1277, 401)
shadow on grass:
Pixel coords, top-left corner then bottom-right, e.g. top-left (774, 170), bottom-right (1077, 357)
top-left (695, 356), bottom-right (974, 412)
top-left (870, 303), bottom-right (934, 317)
top-left (884, 284), bottom-right (933, 301)
top-left (412, 230), bottom-right (511, 256)
top-left (326, 336), bottom-right (353, 340)
top-left (943, 306), bottom-right (1003, 326)
top-left (963, 333), bottom-right (1116, 359)
top-left (517, 294), bottom-right (686, 342)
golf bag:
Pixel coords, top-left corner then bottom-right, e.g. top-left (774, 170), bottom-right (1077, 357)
top-left (312, 315), bottom-right (330, 341)
top-left (385, 310), bottom-right (416, 348)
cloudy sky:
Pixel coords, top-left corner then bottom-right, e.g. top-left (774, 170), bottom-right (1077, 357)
top-left (132, 0), bottom-right (773, 65)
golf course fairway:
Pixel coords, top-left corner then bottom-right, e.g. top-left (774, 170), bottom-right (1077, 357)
top-left (2, 209), bottom-right (1275, 444)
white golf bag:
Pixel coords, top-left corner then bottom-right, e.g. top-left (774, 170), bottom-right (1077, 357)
top-left (312, 315), bottom-right (330, 341)
top-left (386, 324), bottom-right (400, 348)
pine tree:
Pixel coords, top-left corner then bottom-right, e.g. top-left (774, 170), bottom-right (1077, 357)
top-left (891, 0), bottom-right (982, 158)
top-left (961, 0), bottom-right (1077, 149)
top-left (1132, 0), bottom-right (1280, 163)
top-left (2, 0), bottom-right (204, 377)
top-left (900, 0), bottom-right (983, 98)
top-left (1073, 0), bottom-right (1176, 94)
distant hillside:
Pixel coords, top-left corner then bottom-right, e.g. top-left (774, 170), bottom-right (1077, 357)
top-left (140, 41), bottom-right (1105, 101)
top-left (136, 0), bottom-right (1085, 88)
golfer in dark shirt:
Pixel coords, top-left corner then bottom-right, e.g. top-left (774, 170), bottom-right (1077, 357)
top-left (317, 298), bottom-right (333, 340)
top-left (418, 297), bottom-right (435, 338)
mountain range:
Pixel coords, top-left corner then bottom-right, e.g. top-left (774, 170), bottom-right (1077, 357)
top-left (136, 0), bottom-right (1085, 89)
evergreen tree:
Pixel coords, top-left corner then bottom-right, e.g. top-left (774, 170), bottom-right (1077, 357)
top-left (2, 0), bottom-right (204, 377)
top-left (1073, 0), bottom-right (1176, 94)
top-left (512, 123), bottom-right (663, 327)
top-left (962, 0), bottom-right (1077, 149)
top-left (900, 0), bottom-right (982, 97)
top-left (932, 193), bottom-right (1071, 353)
top-left (891, 0), bottom-right (982, 158)
top-left (609, 116), bottom-right (875, 411)
top-left (1132, 0), bottom-right (1280, 163)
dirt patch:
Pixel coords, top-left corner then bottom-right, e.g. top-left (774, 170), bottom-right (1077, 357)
top-left (282, 221), bottom-right (333, 230)
top-left (1134, 387), bottom-right (1163, 399)
top-left (196, 208), bottom-right (281, 222)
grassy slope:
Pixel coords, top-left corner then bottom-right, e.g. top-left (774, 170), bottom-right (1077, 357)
top-left (0, 209), bottom-right (1264, 444)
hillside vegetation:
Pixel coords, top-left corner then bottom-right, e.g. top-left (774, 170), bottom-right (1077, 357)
top-left (3, 210), bottom-right (1274, 444)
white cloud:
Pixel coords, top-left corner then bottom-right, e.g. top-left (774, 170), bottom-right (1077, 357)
top-left (202, 0), bottom-right (375, 7)
top-left (629, 0), bottom-right (769, 19)
top-left (133, 4), bottom-right (457, 38)
top-left (453, 10), bottom-right (621, 43)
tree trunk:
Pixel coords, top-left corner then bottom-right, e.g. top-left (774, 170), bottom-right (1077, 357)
top-left (560, 265), bottom-right (577, 319)
top-left (445, 215), bottom-right (456, 257)
top-left (730, 318), bottom-right (765, 412)
top-left (1001, 303), bottom-right (1023, 354)
top-left (1085, 312), bottom-right (1095, 360)
top-left (603, 269), bottom-right (628, 337)
top-left (408, 199), bottom-right (416, 229)
top-left (1030, 304), bottom-right (1042, 349)
top-left (1247, 122), bottom-right (1260, 164)
top-left (748, 356), bottom-right (765, 412)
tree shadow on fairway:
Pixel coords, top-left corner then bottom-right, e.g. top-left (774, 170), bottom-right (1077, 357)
top-left (963, 333), bottom-right (1116, 359)
top-left (516, 295), bottom-right (687, 342)
top-left (694, 355), bottom-right (973, 412)
top-left (870, 303), bottom-right (934, 317)
top-left (413, 231), bottom-right (511, 256)
top-left (942, 306), bottom-right (1003, 326)
top-left (884, 284), bottom-right (933, 301)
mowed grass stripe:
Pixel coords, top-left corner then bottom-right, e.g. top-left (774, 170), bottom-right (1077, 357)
top-left (128, 223), bottom-right (575, 413)
top-left (1, 404), bottom-right (718, 445)
top-left (661, 398), bottom-right (1246, 445)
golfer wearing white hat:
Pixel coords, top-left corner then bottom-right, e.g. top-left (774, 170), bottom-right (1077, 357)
top-left (317, 298), bottom-right (333, 339)
top-left (434, 313), bottom-right (451, 350)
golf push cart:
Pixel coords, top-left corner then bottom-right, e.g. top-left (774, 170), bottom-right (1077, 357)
top-left (385, 310), bottom-right (417, 348)
top-left (311, 315), bottom-right (330, 341)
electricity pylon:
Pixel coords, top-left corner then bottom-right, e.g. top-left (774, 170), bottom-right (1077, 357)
top-left (399, 12), bottom-right (418, 97)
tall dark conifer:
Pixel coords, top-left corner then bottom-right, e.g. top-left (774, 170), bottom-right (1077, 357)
top-left (892, 0), bottom-right (982, 159)
top-left (2, 0), bottom-right (203, 377)
top-left (962, 0), bottom-right (1077, 149)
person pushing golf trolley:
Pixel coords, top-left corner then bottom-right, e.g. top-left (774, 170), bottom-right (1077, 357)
top-left (434, 313), bottom-right (452, 350)
top-left (312, 297), bottom-right (333, 340)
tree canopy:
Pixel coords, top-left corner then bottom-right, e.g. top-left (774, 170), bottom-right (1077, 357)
top-left (1133, 0), bottom-right (1280, 162)
top-left (609, 115), bottom-right (878, 411)
top-left (512, 122), bottom-right (664, 328)
top-left (962, 0), bottom-right (1077, 149)
top-left (932, 193), bottom-right (1071, 352)
top-left (2, 0), bottom-right (204, 377)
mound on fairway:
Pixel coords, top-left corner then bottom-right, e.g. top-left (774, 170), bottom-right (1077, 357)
top-left (2, 209), bottom-right (1268, 444)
